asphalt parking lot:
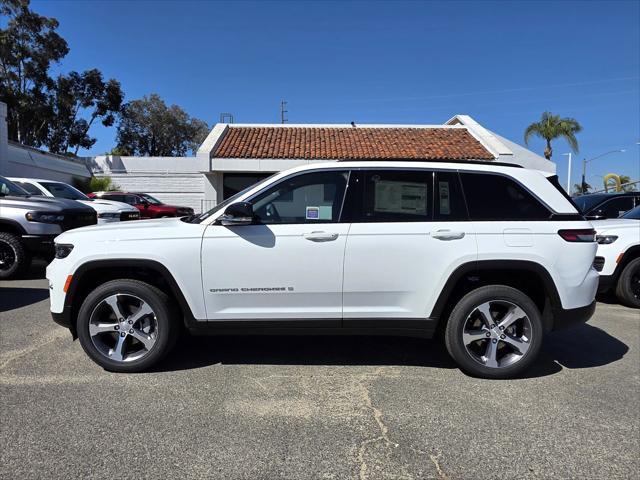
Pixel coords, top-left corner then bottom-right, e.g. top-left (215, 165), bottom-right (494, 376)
top-left (1, 264), bottom-right (639, 480)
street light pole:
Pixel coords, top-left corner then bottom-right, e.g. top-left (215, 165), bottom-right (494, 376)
top-left (580, 149), bottom-right (626, 194)
top-left (562, 153), bottom-right (572, 192)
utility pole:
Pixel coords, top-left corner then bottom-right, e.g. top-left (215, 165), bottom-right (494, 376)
top-left (581, 149), bottom-right (626, 195)
top-left (562, 152), bottom-right (572, 192)
top-left (280, 100), bottom-right (288, 124)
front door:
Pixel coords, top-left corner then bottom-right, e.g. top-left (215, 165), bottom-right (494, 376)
top-left (342, 169), bottom-right (477, 323)
top-left (201, 169), bottom-right (351, 322)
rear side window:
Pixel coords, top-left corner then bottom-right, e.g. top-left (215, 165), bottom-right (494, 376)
top-left (357, 170), bottom-right (432, 222)
top-left (460, 172), bottom-right (550, 220)
top-left (593, 197), bottom-right (635, 218)
top-left (434, 172), bottom-right (468, 221)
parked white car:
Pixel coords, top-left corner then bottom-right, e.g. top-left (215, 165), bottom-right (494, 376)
top-left (592, 206), bottom-right (640, 308)
top-left (9, 178), bottom-right (140, 224)
top-left (46, 161), bottom-right (598, 378)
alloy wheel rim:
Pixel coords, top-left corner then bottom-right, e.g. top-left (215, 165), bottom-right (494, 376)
top-left (462, 300), bottom-right (532, 369)
top-left (0, 242), bottom-right (16, 272)
top-left (89, 294), bottom-right (158, 362)
top-left (630, 268), bottom-right (640, 300)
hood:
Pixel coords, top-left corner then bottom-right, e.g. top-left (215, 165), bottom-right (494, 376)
top-left (54, 216), bottom-right (203, 243)
top-left (0, 195), bottom-right (94, 212)
top-left (77, 199), bottom-right (138, 213)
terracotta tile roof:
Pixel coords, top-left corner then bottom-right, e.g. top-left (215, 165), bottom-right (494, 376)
top-left (213, 126), bottom-right (495, 161)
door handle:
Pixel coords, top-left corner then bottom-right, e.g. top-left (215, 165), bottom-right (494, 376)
top-left (431, 229), bottom-right (465, 240)
top-left (303, 231), bottom-right (339, 242)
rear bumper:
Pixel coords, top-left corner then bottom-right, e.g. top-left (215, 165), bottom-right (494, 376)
top-left (552, 300), bottom-right (596, 331)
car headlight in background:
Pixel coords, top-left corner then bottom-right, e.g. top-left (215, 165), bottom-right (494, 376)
top-left (54, 244), bottom-right (74, 259)
top-left (97, 212), bottom-right (120, 219)
top-left (596, 235), bottom-right (618, 245)
top-left (25, 211), bottom-right (64, 223)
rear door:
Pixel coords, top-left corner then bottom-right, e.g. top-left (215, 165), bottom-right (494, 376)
top-left (342, 168), bottom-right (477, 324)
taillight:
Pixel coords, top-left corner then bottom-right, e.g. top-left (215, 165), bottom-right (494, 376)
top-left (558, 229), bottom-right (596, 242)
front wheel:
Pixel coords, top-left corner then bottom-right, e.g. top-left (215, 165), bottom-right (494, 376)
top-left (77, 279), bottom-right (179, 372)
top-left (444, 285), bottom-right (543, 379)
top-left (0, 232), bottom-right (30, 279)
top-left (615, 258), bottom-right (640, 308)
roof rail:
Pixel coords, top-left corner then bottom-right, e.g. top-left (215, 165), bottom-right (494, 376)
top-left (335, 158), bottom-right (524, 168)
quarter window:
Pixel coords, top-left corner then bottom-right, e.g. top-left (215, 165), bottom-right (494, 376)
top-left (460, 172), bottom-right (550, 220)
top-left (250, 170), bottom-right (349, 224)
top-left (357, 170), bottom-right (432, 222)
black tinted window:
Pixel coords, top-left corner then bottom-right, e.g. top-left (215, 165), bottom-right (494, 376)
top-left (14, 182), bottom-right (44, 195)
top-left (460, 172), bottom-right (550, 220)
top-left (251, 170), bottom-right (349, 224)
top-left (595, 197), bottom-right (635, 218)
top-left (103, 194), bottom-right (124, 202)
top-left (434, 172), bottom-right (468, 221)
top-left (357, 170), bottom-right (432, 222)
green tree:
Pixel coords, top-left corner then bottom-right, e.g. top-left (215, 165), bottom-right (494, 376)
top-left (72, 175), bottom-right (119, 194)
top-left (573, 181), bottom-right (592, 196)
top-left (524, 112), bottom-right (582, 161)
top-left (48, 69), bottom-right (123, 155)
top-left (0, 0), bottom-right (68, 146)
top-left (115, 94), bottom-right (209, 156)
top-left (619, 175), bottom-right (637, 192)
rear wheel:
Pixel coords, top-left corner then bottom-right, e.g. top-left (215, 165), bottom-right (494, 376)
top-left (77, 279), bottom-right (179, 372)
top-left (615, 258), bottom-right (640, 308)
top-left (444, 285), bottom-right (543, 379)
top-left (0, 232), bottom-right (30, 279)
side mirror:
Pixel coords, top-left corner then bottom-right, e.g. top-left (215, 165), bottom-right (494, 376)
top-left (219, 202), bottom-right (254, 226)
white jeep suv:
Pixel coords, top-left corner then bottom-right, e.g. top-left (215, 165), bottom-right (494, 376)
top-left (46, 161), bottom-right (598, 378)
top-left (592, 206), bottom-right (640, 308)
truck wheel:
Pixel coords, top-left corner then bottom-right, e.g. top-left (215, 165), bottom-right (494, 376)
top-left (0, 232), bottom-right (30, 279)
top-left (444, 285), bottom-right (544, 379)
top-left (76, 279), bottom-right (179, 372)
top-left (615, 258), bottom-right (640, 308)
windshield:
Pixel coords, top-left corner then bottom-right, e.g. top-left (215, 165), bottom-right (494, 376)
top-left (41, 182), bottom-right (88, 200)
top-left (139, 193), bottom-right (163, 205)
top-left (0, 176), bottom-right (30, 197)
top-left (620, 206), bottom-right (640, 220)
top-left (572, 194), bottom-right (606, 212)
top-left (191, 173), bottom-right (279, 223)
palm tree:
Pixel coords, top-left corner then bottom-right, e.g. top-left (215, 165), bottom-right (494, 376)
top-left (524, 112), bottom-right (582, 161)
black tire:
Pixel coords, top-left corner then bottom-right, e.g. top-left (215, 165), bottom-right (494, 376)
top-left (615, 258), bottom-right (640, 309)
top-left (77, 279), bottom-right (179, 372)
top-left (0, 232), bottom-right (30, 280)
top-left (444, 285), bottom-right (544, 379)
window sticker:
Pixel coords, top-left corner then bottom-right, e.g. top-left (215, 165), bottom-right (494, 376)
top-left (438, 181), bottom-right (451, 215)
top-left (318, 206), bottom-right (333, 220)
top-left (374, 180), bottom-right (427, 215)
top-left (306, 206), bottom-right (320, 219)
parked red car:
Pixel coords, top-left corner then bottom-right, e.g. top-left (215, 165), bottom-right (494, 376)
top-left (88, 192), bottom-right (194, 219)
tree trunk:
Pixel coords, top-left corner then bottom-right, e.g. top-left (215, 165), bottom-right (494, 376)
top-left (544, 139), bottom-right (552, 160)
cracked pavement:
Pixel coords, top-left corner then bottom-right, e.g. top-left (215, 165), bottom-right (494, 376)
top-left (1, 270), bottom-right (639, 479)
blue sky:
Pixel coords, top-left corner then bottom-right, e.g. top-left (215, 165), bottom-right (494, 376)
top-left (32, 0), bottom-right (640, 189)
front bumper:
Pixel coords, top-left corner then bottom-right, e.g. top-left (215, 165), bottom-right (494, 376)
top-left (21, 234), bottom-right (57, 255)
top-left (551, 300), bottom-right (596, 331)
top-left (597, 274), bottom-right (616, 293)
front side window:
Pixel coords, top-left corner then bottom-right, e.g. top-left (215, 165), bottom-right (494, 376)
top-left (250, 170), bottom-right (349, 224)
top-left (593, 197), bottom-right (635, 218)
top-left (460, 172), bottom-right (550, 221)
top-left (14, 182), bottom-right (44, 196)
top-left (356, 170), bottom-right (432, 222)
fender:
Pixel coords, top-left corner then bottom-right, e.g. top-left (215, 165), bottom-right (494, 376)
top-left (430, 259), bottom-right (562, 320)
top-left (0, 219), bottom-right (27, 235)
top-left (59, 259), bottom-right (198, 338)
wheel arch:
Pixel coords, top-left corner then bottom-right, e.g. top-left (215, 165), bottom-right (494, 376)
top-left (0, 219), bottom-right (26, 235)
top-left (64, 259), bottom-right (197, 338)
top-left (430, 260), bottom-right (562, 332)
top-left (616, 245), bottom-right (640, 276)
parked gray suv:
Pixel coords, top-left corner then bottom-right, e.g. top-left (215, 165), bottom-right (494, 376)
top-left (0, 176), bottom-right (97, 279)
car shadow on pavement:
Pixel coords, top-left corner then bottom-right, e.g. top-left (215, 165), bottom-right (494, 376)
top-left (0, 287), bottom-right (50, 312)
top-left (152, 323), bottom-right (629, 378)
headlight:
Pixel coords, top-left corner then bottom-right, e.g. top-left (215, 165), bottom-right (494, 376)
top-left (54, 244), bottom-right (74, 259)
top-left (97, 212), bottom-right (120, 219)
top-left (25, 211), bottom-right (64, 223)
top-left (596, 235), bottom-right (618, 245)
